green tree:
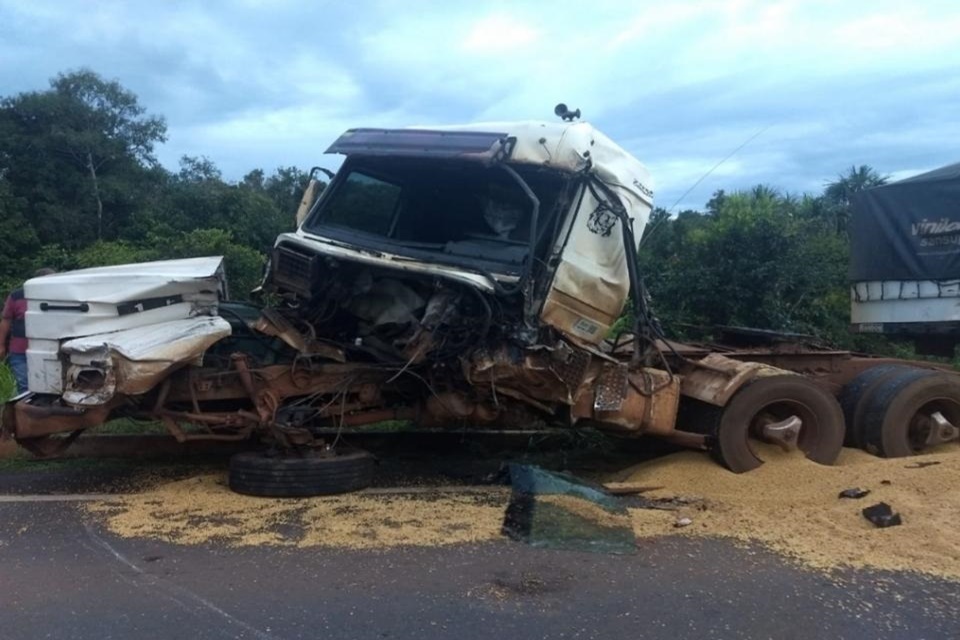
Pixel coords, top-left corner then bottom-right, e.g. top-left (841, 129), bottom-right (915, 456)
top-left (0, 177), bottom-right (40, 293)
top-left (150, 228), bottom-right (266, 299)
top-left (143, 156), bottom-right (292, 252)
top-left (638, 187), bottom-right (850, 344)
top-left (74, 240), bottom-right (155, 269)
top-left (242, 165), bottom-right (315, 229)
top-left (823, 165), bottom-right (888, 234)
top-left (0, 69), bottom-right (167, 247)
top-left (264, 166), bottom-right (313, 219)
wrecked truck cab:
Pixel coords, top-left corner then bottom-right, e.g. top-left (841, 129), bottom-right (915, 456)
top-left (256, 121), bottom-right (686, 438)
top-left (271, 121), bottom-right (656, 346)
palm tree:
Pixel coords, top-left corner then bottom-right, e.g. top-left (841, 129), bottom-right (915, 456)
top-left (825, 165), bottom-right (888, 206)
top-left (824, 165), bottom-right (888, 234)
top-left (750, 184), bottom-right (781, 203)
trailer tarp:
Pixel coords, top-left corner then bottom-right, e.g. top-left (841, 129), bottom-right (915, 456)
top-left (850, 162), bottom-right (960, 282)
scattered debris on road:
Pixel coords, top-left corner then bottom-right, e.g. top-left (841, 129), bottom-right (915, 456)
top-left (862, 502), bottom-right (903, 528)
top-left (904, 461), bottom-right (941, 469)
top-left (612, 443), bottom-right (960, 578)
top-left (601, 482), bottom-right (664, 496)
top-left (838, 488), bottom-right (871, 499)
top-left (502, 465), bottom-right (635, 554)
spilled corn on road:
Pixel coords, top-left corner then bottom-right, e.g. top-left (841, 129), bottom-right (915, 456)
top-left (1, 444), bottom-right (959, 639)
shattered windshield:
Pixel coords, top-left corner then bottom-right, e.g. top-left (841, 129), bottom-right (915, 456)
top-left (304, 158), bottom-right (569, 272)
top-left (322, 172), bottom-right (401, 237)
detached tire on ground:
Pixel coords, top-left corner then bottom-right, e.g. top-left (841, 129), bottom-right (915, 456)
top-left (229, 448), bottom-right (375, 497)
top-left (708, 375), bottom-right (845, 473)
top-left (860, 373), bottom-right (960, 458)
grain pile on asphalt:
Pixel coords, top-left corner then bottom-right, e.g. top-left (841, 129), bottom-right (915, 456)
top-left (614, 444), bottom-right (960, 579)
top-left (85, 475), bottom-right (507, 550)
top-left (536, 494), bottom-right (632, 531)
top-left (85, 446), bottom-right (960, 578)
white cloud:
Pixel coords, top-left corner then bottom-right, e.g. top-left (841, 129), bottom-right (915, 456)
top-left (462, 14), bottom-right (540, 54)
top-left (1, 0), bottom-right (959, 209)
top-left (607, 2), bottom-right (709, 50)
top-left (834, 8), bottom-right (960, 52)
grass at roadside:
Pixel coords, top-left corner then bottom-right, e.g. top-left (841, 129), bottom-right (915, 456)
top-left (96, 418), bottom-right (167, 435)
top-left (0, 449), bottom-right (227, 474)
top-left (0, 361), bottom-right (15, 402)
top-left (0, 453), bottom-right (141, 471)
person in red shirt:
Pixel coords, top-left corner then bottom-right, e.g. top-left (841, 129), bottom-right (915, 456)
top-left (0, 268), bottom-right (55, 394)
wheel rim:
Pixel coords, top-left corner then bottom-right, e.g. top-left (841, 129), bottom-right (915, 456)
top-left (905, 398), bottom-right (960, 453)
top-left (745, 398), bottom-right (819, 462)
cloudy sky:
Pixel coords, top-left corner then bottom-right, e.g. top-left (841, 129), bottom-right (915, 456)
top-left (2, 0), bottom-right (959, 210)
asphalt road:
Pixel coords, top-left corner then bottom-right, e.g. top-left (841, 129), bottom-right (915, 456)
top-left (1, 494), bottom-right (958, 640)
top-left (1, 440), bottom-right (957, 640)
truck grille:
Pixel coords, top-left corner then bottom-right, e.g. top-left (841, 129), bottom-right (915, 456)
top-left (273, 247), bottom-right (316, 297)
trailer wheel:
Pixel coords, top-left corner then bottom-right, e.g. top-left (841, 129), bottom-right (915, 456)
top-left (710, 375), bottom-right (845, 473)
top-left (838, 364), bottom-right (919, 448)
top-left (860, 373), bottom-right (960, 457)
top-left (229, 447), bottom-right (375, 497)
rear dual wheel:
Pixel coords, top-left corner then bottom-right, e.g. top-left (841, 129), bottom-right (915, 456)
top-left (858, 373), bottom-right (960, 458)
top-left (838, 364), bottom-right (916, 448)
top-left (839, 365), bottom-right (960, 458)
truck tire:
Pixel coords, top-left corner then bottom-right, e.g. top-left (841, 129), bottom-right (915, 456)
top-left (838, 364), bottom-right (917, 448)
top-left (229, 448), bottom-right (375, 497)
top-left (710, 375), bottom-right (845, 473)
top-left (859, 373), bottom-right (960, 458)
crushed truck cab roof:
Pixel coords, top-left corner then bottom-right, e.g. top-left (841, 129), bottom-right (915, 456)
top-left (327, 121), bottom-right (654, 208)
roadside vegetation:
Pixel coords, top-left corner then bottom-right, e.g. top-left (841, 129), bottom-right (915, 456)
top-left (0, 362), bottom-right (15, 402)
top-left (635, 177), bottom-right (906, 354)
top-left (0, 68), bottom-right (904, 357)
top-left (0, 69), bottom-right (313, 299)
